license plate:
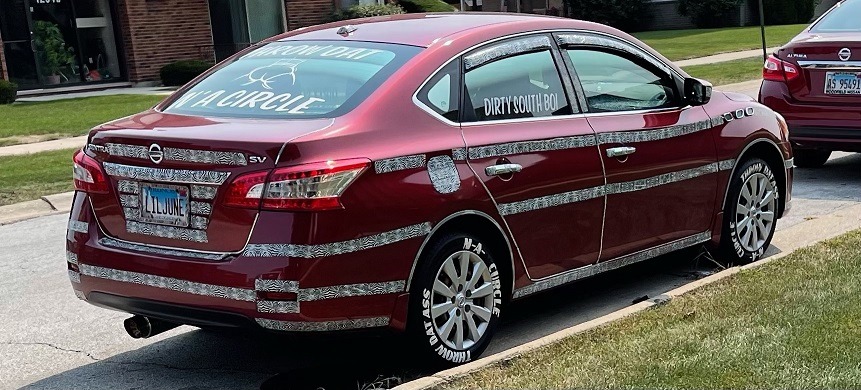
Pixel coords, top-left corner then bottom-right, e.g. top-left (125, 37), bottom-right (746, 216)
top-left (824, 72), bottom-right (861, 95)
top-left (139, 183), bottom-right (189, 227)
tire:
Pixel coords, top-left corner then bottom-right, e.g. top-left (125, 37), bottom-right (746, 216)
top-left (408, 232), bottom-right (504, 366)
top-left (792, 147), bottom-right (831, 168)
top-left (720, 158), bottom-right (779, 264)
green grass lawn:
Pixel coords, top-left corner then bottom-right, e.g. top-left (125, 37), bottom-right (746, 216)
top-left (682, 57), bottom-right (764, 86)
top-left (634, 24), bottom-right (807, 61)
top-left (0, 95), bottom-right (164, 147)
top-left (0, 148), bottom-right (76, 206)
top-left (443, 230), bottom-right (861, 389)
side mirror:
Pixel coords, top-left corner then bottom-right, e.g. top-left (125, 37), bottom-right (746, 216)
top-left (684, 78), bottom-right (713, 106)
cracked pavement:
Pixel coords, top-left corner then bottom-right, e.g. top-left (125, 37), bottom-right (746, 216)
top-left (2, 146), bottom-right (858, 389)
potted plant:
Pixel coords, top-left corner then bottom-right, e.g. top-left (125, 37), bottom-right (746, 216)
top-left (33, 21), bottom-right (76, 85)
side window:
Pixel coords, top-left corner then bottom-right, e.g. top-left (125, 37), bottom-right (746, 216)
top-left (566, 49), bottom-right (679, 113)
top-left (463, 49), bottom-right (572, 122)
top-left (417, 60), bottom-right (460, 122)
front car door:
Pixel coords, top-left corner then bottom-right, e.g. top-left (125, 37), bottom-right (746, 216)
top-left (458, 34), bottom-right (607, 287)
top-left (556, 32), bottom-right (719, 261)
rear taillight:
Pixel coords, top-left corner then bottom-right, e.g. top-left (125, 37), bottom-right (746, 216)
top-left (223, 170), bottom-right (269, 208)
top-left (223, 159), bottom-right (369, 211)
top-left (73, 149), bottom-right (109, 194)
top-left (763, 55), bottom-right (800, 82)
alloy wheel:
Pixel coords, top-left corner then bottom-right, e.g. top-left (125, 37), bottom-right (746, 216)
top-left (734, 172), bottom-right (777, 252)
top-left (429, 250), bottom-right (496, 350)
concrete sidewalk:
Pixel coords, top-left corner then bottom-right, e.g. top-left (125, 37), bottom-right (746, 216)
top-left (16, 87), bottom-right (175, 103)
top-left (675, 47), bottom-right (778, 67)
top-left (0, 136), bottom-right (87, 157)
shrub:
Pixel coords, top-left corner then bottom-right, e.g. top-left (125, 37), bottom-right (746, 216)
top-left (564, 0), bottom-right (652, 32)
top-left (398, 0), bottom-right (457, 12)
top-left (159, 60), bottom-right (213, 87)
top-left (751, 0), bottom-right (819, 25)
top-left (331, 3), bottom-right (406, 21)
top-left (0, 80), bottom-right (17, 105)
top-left (678, 0), bottom-right (744, 28)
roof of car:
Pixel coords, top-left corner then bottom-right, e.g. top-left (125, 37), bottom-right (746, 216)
top-left (273, 12), bottom-right (597, 48)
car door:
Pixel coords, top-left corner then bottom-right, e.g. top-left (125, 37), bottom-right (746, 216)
top-left (458, 34), bottom-right (606, 280)
top-left (557, 32), bottom-right (718, 261)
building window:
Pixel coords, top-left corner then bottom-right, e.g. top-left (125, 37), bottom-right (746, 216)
top-left (341, 0), bottom-right (385, 8)
top-left (208, 0), bottom-right (286, 62)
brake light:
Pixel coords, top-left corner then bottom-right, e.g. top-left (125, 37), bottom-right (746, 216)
top-left (223, 159), bottom-right (369, 211)
top-left (73, 149), bottom-right (109, 193)
top-left (223, 170), bottom-right (268, 208)
top-left (763, 55), bottom-right (800, 82)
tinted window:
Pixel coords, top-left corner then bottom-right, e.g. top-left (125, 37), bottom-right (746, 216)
top-left (463, 50), bottom-right (572, 122)
top-left (417, 60), bottom-right (460, 122)
top-left (567, 49), bottom-right (678, 113)
top-left (164, 41), bottom-right (420, 119)
top-left (812, 0), bottom-right (861, 32)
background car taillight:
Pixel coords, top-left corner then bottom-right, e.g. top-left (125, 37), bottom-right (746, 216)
top-left (763, 55), bottom-right (800, 82)
top-left (224, 159), bottom-right (369, 211)
top-left (73, 149), bottom-right (109, 193)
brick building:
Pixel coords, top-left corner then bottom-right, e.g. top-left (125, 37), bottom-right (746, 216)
top-left (0, 0), bottom-right (335, 93)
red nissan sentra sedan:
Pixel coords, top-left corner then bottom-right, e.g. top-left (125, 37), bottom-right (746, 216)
top-left (760, 0), bottom-right (861, 167)
top-left (67, 13), bottom-right (793, 364)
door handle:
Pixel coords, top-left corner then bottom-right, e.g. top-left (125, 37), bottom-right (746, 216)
top-left (485, 163), bottom-right (523, 176)
top-left (606, 146), bottom-right (637, 158)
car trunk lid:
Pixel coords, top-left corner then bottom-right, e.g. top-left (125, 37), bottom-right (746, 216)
top-left (87, 111), bottom-right (333, 253)
top-left (780, 33), bottom-right (861, 104)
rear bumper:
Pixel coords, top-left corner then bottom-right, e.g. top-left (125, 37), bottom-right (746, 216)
top-left (789, 126), bottom-right (861, 151)
top-left (760, 80), bottom-right (861, 151)
top-left (66, 192), bottom-right (424, 334)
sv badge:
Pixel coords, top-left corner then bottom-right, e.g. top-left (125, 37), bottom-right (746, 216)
top-left (249, 155), bottom-right (267, 164)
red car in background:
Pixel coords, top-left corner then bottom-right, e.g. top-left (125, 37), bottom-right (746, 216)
top-left (760, 0), bottom-right (861, 167)
top-left (67, 13), bottom-right (793, 365)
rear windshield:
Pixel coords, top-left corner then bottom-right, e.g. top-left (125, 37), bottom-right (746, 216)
top-left (163, 41), bottom-right (421, 119)
top-left (811, 0), bottom-right (861, 32)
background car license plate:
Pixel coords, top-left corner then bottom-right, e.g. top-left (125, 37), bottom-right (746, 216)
top-left (139, 183), bottom-right (189, 227)
top-left (824, 72), bottom-right (861, 95)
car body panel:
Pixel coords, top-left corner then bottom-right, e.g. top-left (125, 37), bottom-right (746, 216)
top-left (67, 14), bottom-right (792, 341)
top-left (760, 0), bottom-right (861, 151)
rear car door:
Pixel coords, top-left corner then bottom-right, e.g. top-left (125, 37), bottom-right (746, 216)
top-left (458, 34), bottom-right (606, 280)
top-left (557, 33), bottom-right (718, 261)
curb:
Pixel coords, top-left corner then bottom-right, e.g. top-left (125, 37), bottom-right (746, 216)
top-left (0, 191), bottom-right (75, 225)
top-left (393, 203), bottom-right (861, 390)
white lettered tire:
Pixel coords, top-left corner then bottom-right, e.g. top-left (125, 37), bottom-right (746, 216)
top-left (409, 232), bottom-right (503, 366)
top-left (720, 158), bottom-right (779, 264)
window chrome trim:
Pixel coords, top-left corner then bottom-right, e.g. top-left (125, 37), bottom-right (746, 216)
top-left (556, 32), bottom-right (680, 79)
top-left (412, 29), bottom-right (681, 127)
top-left (463, 35), bottom-right (553, 71)
top-left (460, 112), bottom-right (588, 127)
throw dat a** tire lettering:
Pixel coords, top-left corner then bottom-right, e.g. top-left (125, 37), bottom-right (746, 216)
top-left (729, 161), bottom-right (778, 261)
top-left (421, 237), bottom-right (501, 364)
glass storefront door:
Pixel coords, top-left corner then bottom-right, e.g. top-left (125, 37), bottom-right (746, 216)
top-left (0, 0), bottom-right (124, 90)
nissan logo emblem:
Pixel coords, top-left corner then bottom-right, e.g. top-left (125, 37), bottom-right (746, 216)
top-left (839, 48), bottom-right (851, 62)
top-left (149, 143), bottom-right (163, 164)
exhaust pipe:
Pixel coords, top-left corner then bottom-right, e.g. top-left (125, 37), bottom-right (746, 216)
top-left (123, 315), bottom-right (179, 339)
